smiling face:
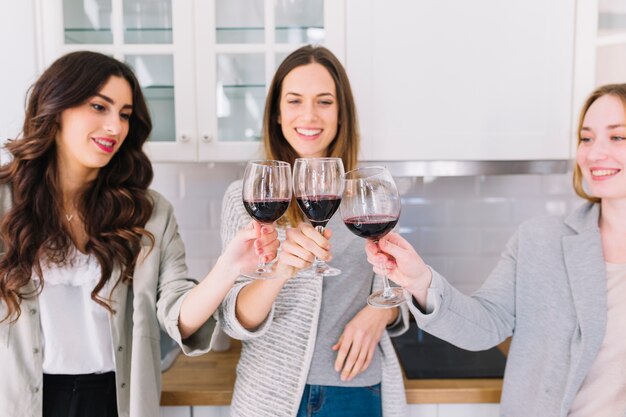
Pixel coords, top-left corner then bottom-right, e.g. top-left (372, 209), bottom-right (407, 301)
top-left (576, 94), bottom-right (626, 202)
top-left (55, 75), bottom-right (133, 182)
top-left (278, 63), bottom-right (339, 158)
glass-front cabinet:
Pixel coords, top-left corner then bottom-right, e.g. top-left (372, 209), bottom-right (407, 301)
top-left (596, 0), bottom-right (626, 85)
top-left (195, 0), bottom-right (344, 160)
top-left (38, 0), bottom-right (345, 161)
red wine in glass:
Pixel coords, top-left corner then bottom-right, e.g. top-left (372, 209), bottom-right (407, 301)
top-left (293, 157), bottom-right (345, 277)
top-left (343, 215), bottom-right (399, 240)
top-left (341, 166), bottom-right (405, 308)
top-left (296, 195), bottom-right (342, 228)
top-left (241, 160), bottom-right (292, 279)
top-left (244, 199), bottom-right (291, 224)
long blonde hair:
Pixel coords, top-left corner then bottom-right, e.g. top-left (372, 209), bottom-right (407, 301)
top-left (263, 45), bottom-right (360, 225)
top-left (573, 84), bottom-right (626, 203)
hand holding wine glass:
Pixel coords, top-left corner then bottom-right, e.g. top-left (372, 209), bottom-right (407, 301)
top-left (365, 232), bottom-right (433, 292)
top-left (293, 157), bottom-right (344, 277)
top-left (221, 220), bottom-right (280, 276)
top-left (340, 166), bottom-right (405, 308)
top-left (241, 160), bottom-right (292, 279)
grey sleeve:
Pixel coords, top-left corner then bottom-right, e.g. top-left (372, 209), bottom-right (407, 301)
top-left (154, 195), bottom-right (216, 355)
top-left (216, 181), bottom-right (276, 340)
top-left (408, 230), bottom-right (519, 351)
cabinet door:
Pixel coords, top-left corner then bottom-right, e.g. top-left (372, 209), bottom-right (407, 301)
top-left (596, 0), bottom-right (626, 85)
top-left (347, 0), bottom-right (590, 161)
top-left (195, 0), bottom-right (345, 161)
top-left (38, 0), bottom-right (197, 161)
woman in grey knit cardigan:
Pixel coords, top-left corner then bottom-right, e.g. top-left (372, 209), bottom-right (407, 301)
top-left (217, 45), bottom-right (409, 417)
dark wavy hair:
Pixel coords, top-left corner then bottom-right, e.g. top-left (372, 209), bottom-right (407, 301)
top-left (263, 45), bottom-right (360, 226)
top-left (0, 51), bottom-right (155, 322)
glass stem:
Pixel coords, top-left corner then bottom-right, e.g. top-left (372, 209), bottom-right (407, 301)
top-left (256, 255), bottom-right (267, 273)
top-left (375, 239), bottom-right (394, 299)
top-left (313, 225), bottom-right (326, 268)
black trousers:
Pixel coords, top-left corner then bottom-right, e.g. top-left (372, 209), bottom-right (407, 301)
top-left (43, 372), bottom-right (118, 417)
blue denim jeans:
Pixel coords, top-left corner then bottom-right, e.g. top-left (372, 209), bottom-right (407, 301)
top-left (296, 383), bottom-right (382, 417)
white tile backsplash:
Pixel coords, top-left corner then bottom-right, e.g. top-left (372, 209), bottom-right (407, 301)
top-left (478, 174), bottom-right (545, 197)
top-left (448, 199), bottom-right (512, 226)
top-left (419, 227), bottom-right (483, 256)
top-left (422, 176), bottom-right (479, 198)
top-left (151, 163), bottom-right (581, 292)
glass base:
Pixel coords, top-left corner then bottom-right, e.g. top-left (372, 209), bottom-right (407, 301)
top-left (241, 267), bottom-right (280, 280)
top-left (298, 262), bottom-right (342, 277)
top-left (367, 287), bottom-right (406, 308)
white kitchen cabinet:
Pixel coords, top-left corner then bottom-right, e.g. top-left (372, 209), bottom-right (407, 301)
top-left (39, 0), bottom-right (197, 161)
top-left (596, 0), bottom-right (626, 85)
top-left (347, 0), bottom-right (597, 161)
top-left (194, 0), bottom-right (345, 161)
top-left (36, 0), bottom-right (344, 161)
top-left (190, 404), bottom-right (496, 416)
top-left (160, 406), bottom-right (191, 417)
top-left (437, 403), bottom-right (500, 417)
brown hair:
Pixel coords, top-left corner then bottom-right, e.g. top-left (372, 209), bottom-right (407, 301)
top-left (573, 83), bottom-right (626, 203)
top-left (0, 51), bottom-right (154, 322)
top-left (263, 45), bottom-right (360, 225)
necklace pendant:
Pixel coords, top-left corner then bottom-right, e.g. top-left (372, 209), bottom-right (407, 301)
top-left (65, 214), bottom-right (73, 222)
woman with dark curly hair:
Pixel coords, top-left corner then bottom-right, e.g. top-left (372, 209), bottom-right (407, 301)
top-left (0, 51), bottom-right (278, 417)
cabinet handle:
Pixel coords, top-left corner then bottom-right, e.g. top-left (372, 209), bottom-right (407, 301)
top-left (201, 133), bottom-right (213, 143)
top-left (178, 133), bottom-right (191, 143)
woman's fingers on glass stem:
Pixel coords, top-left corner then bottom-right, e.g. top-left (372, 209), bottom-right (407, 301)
top-left (300, 224), bottom-right (332, 249)
top-left (291, 234), bottom-right (331, 260)
top-left (281, 240), bottom-right (316, 264)
top-left (256, 237), bottom-right (279, 256)
top-left (279, 252), bottom-right (312, 269)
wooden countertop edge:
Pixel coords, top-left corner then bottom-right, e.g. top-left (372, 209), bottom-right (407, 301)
top-left (161, 341), bottom-right (504, 406)
top-left (161, 380), bottom-right (503, 406)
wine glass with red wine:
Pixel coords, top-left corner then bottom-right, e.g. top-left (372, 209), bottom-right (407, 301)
top-left (242, 160), bottom-right (292, 279)
top-left (293, 157), bottom-right (345, 277)
top-left (340, 166), bottom-right (405, 308)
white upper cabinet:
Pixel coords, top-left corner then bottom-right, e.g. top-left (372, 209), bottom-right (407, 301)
top-left (194, 0), bottom-right (345, 161)
top-left (596, 0), bottom-right (626, 85)
top-left (347, 0), bottom-right (597, 161)
top-left (39, 0), bottom-right (197, 161)
top-left (37, 0), bottom-right (344, 161)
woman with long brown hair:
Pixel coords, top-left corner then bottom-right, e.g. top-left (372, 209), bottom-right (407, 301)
top-left (0, 51), bottom-right (278, 417)
top-left (218, 45), bottom-right (408, 417)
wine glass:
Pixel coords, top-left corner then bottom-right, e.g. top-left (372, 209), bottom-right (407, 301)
top-left (340, 166), bottom-right (405, 308)
top-left (293, 157), bottom-right (345, 277)
top-left (241, 160), bottom-right (292, 279)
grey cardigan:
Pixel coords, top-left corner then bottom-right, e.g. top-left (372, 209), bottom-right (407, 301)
top-left (217, 180), bottom-right (408, 417)
top-left (410, 202), bottom-right (625, 417)
top-left (0, 187), bottom-right (216, 417)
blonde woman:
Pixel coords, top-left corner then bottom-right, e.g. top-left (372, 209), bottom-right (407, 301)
top-left (366, 84), bottom-right (626, 417)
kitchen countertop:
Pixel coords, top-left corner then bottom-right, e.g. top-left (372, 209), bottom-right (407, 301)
top-left (161, 340), bottom-right (507, 406)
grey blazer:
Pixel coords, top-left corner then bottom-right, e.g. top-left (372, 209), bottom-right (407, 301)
top-left (0, 188), bottom-right (216, 417)
top-left (409, 202), bottom-right (624, 417)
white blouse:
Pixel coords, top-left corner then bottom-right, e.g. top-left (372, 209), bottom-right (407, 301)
top-left (37, 250), bottom-right (116, 374)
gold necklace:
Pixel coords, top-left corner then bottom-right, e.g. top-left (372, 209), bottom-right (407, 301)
top-left (65, 213), bottom-right (74, 222)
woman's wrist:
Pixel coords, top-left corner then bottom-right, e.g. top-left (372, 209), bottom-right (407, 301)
top-left (403, 268), bottom-right (433, 294)
top-left (214, 254), bottom-right (242, 281)
top-left (386, 307), bottom-right (400, 326)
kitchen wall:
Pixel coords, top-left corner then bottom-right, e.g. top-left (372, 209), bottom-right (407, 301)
top-left (153, 162), bottom-right (581, 293)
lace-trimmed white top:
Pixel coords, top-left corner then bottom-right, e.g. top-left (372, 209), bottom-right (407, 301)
top-left (36, 250), bottom-right (116, 374)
